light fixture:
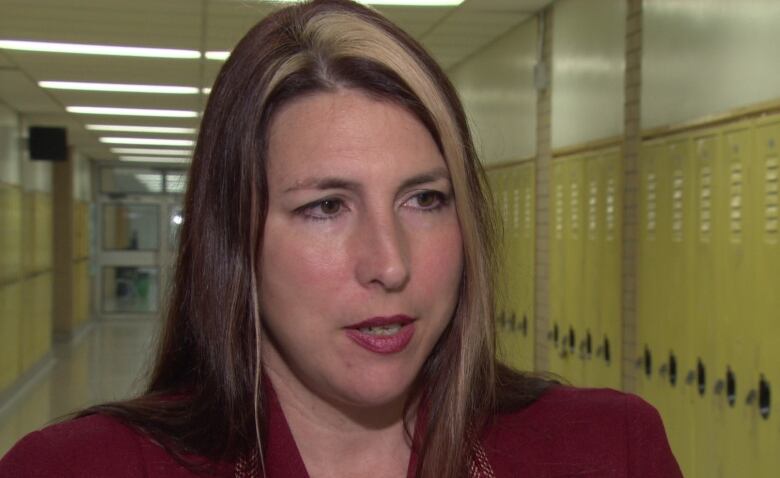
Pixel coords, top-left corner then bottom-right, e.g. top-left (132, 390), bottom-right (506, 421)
top-left (111, 148), bottom-right (193, 156)
top-left (205, 51), bottom-right (230, 61)
top-left (202, 87), bottom-right (212, 94)
top-left (0, 40), bottom-right (200, 58)
top-left (120, 156), bottom-right (191, 163)
top-left (100, 137), bottom-right (195, 146)
top-left (67, 106), bottom-right (198, 118)
top-left (41, 81), bottom-right (198, 94)
top-left (87, 125), bottom-right (196, 134)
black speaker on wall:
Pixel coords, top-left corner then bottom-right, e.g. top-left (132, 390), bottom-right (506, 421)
top-left (29, 126), bottom-right (68, 161)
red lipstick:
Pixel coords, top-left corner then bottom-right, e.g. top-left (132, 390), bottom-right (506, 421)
top-left (345, 315), bottom-right (416, 354)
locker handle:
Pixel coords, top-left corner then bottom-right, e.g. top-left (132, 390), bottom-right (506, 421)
top-left (507, 312), bottom-right (516, 332)
top-left (759, 376), bottom-right (771, 419)
top-left (521, 315), bottom-right (528, 337)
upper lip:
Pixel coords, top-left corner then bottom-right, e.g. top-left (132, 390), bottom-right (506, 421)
top-left (346, 315), bottom-right (416, 329)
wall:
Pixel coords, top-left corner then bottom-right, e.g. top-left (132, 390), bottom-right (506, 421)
top-left (643, 0), bottom-right (780, 129)
top-left (551, 0), bottom-right (626, 149)
top-left (448, 19), bottom-right (538, 164)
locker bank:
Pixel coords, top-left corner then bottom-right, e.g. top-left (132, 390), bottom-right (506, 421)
top-left (0, 0), bottom-right (778, 476)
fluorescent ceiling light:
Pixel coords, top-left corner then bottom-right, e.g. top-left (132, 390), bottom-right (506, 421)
top-left (41, 81), bottom-right (198, 94)
top-left (100, 137), bottom-right (195, 146)
top-left (111, 148), bottom-right (193, 156)
top-left (67, 106), bottom-right (198, 118)
top-left (87, 125), bottom-right (196, 134)
top-left (120, 156), bottom-right (191, 163)
top-left (205, 51), bottom-right (230, 61)
top-left (0, 40), bottom-right (200, 58)
top-left (202, 87), bottom-right (212, 94)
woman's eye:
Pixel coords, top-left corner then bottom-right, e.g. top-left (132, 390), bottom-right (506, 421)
top-left (298, 198), bottom-right (344, 220)
top-left (407, 191), bottom-right (447, 211)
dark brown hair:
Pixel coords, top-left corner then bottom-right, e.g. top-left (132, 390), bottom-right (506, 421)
top-left (81, 1), bottom-right (551, 476)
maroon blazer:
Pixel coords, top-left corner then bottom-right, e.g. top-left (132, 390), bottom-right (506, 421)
top-left (0, 385), bottom-right (683, 477)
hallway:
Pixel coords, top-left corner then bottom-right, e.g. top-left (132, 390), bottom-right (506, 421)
top-left (0, 319), bottom-right (157, 456)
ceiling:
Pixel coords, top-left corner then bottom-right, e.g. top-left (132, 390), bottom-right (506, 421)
top-left (0, 0), bottom-right (553, 162)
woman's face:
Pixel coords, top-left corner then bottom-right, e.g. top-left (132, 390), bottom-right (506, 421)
top-left (259, 89), bottom-right (463, 410)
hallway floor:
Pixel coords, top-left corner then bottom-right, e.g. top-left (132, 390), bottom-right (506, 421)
top-left (0, 319), bottom-right (157, 456)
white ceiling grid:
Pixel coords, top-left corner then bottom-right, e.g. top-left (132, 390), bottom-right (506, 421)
top-left (0, 0), bottom-right (552, 161)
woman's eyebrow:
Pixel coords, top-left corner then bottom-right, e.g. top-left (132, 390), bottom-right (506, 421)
top-left (284, 167), bottom-right (450, 194)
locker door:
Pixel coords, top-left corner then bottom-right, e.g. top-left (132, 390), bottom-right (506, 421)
top-left (583, 154), bottom-right (602, 387)
top-left (662, 137), bottom-right (696, 477)
top-left (691, 130), bottom-right (723, 478)
top-left (515, 162), bottom-right (535, 371)
top-left (598, 149), bottom-right (622, 389)
top-left (549, 159), bottom-right (567, 377)
top-left (751, 117), bottom-right (780, 478)
top-left (719, 123), bottom-right (758, 477)
top-left (505, 166), bottom-right (525, 371)
top-left (564, 156), bottom-right (586, 385)
top-left (493, 171), bottom-right (512, 367)
top-left (637, 141), bottom-right (665, 413)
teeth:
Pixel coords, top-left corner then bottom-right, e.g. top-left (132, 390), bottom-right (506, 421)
top-left (359, 324), bottom-right (402, 336)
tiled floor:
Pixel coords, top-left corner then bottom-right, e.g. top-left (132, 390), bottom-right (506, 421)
top-left (0, 319), bottom-right (158, 456)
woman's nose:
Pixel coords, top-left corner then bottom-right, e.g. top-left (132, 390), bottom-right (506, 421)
top-left (354, 214), bottom-right (411, 292)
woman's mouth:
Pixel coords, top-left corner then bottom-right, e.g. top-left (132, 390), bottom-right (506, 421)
top-left (345, 315), bottom-right (416, 354)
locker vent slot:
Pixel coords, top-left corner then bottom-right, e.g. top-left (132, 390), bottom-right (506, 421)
top-left (729, 161), bottom-right (743, 240)
top-left (699, 164), bottom-right (712, 242)
top-left (588, 178), bottom-right (598, 241)
top-left (672, 169), bottom-right (684, 242)
top-left (603, 337), bottom-right (611, 364)
top-left (765, 156), bottom-right (779, 237)
top-left (606, 176), bottom-right (616, 242)
top-left (646, 172), bottom-right (657, 239)
top-left (501, 190), bottom-right (509, 227)
top-left (524, 187), bottom-right (532, 240)
top-left (570, 178), bottom-right (580, 240)
top-left (512, 188), bottom-right (521, 231)
top-left (669, 353), bottom-right (678, 386)
top-left (555, 183), bottom-right (564, 240)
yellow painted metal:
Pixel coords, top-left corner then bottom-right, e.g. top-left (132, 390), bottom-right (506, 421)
top-left (20, 273), bottom-right (52, 373)
top-left (503, 162), bottom-right (535, 371)
top-left (749, 116), bottom-right (780, 478)
top-left (0, 184), bottom-right (23, 284)
top-left (594, 149), bottom-right (622, 389)
top-left (73, 260), bottom-right (90, 328)
top-left (717, 122), bottom-right (759, 477)
top-left (549, 159), bottom-right (568, 378)
top-left (661, 136), bottom-right (697, 478)
top-left (0, 283), bottom-right (22, 391)
top-left (563, 155), bottom-right (586, 385)
top-left (637, 140), bottom-right (666, 414)
top-left (74, 200), bottom-right (90, 259)
top-left (691, 127), bottom-right (724, 478)
top-left (491, 170), bottom-right (513, 367)
top-left (582, 153), bottom-right (602, 387)
top-left (32, 192), bottom-right (52, 273)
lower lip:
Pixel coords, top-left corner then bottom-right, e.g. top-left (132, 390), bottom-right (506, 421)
top-left (345, 323), bottom-right (415, 354)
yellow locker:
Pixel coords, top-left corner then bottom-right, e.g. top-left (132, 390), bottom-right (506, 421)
top-left (717, 122), bottom-right (759, 477)
top-left (492, 170), bottom-right (512, 367)
top-left (563, 155), bottom-right (586, 385)
top-left (518, 162), bottom-right (535, 372)
top-left (582, 153), bottom-right (602, 387)
top-left (691, 128), bottom-right (724, 478)
top-left (505, 162), bottom-right (535, 371)
top-left (750, 116), bottom-right (780, 478)
top-left (0, 283), bottom-right (22, 391)
top-left (32, 192), bottom-right (52, 273)
top-left (660, 137), bottom-right (697, 477)
top-left (595, 149), bottom-right (622, 390)
top-left (20, 273), bottom-right (52, 373)
top-left (637, 140), bottom-right (665, 414)
top-left (501, 167), bottom-right (521, 369)
top-left (548, 159), bottom-right (568, 378)
top-left (0, 184), bottom-right (23, 283)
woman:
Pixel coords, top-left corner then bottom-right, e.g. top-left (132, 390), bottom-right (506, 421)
top-left (0, 1), bottom-right (682, 477)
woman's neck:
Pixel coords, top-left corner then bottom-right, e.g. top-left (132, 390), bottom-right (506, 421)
top-left (265, 367), bottom-right (415, 478)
